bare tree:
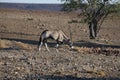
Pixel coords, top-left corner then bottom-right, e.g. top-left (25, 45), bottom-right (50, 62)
top-left (61, 0), bottom-right (120, 39)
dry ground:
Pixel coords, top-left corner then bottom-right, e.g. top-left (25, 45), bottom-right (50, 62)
top-left (0, 9), bottom-right (120, 80)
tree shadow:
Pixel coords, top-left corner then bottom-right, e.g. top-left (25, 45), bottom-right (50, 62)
top-left (1, 37), bottom-right (38, 45)
top-left (74, 40), bottom-right (120, 49)
top-left (0, 31), bottom-right (38, 36)
top-left (1, 38), bottom-right (120, 51)
top-left (1, 74), bottom-right (120, 80)
top-left (0, 47), bottom-right (18, 50)
top-left (0, 37), bottom-right (57, 50)
top-left (22, 75), bottom-right (120, 80)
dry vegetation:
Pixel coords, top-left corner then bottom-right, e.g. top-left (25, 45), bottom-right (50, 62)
top-left (0, 9), bottom-right (120, 80)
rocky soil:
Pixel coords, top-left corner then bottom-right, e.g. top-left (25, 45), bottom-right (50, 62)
top-left (0, 9), bottom-right (120, 80)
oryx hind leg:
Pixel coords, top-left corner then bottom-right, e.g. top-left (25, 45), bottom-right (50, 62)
top-left (45, 43), bottom-right (50, 52)
top-left (43, 39), bottom-right (50, 52)
top-left (38, 42), bottom-right (43, 51)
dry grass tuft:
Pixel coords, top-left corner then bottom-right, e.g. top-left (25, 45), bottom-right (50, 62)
top-left (72, 46), bottom-right (92, 53)
top-left (15, 42), bottom-right (32, 50)
top-left (82, 69), bottom-right (106, 77)
top-left (0, 39), bottom-right (32, 50)
top-left (96, 71), bottom-right (106, 77)
top-left (0, 39), bottom-right (8, 48)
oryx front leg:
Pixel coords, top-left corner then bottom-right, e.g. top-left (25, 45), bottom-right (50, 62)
top-left (55, 44), bottom-right (59, 52)
top-left (45, 43), bottom-right (50, 52)
top-left (55, 44), bottom-right (59, 48)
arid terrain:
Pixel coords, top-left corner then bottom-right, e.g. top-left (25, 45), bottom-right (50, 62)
top-left (0, 9), bottom-right (120, 80)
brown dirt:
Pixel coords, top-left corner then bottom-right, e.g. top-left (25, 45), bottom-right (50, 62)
top-left (0, 9), bottom-right (120, 80)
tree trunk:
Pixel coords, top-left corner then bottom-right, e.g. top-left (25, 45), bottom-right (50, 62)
top-left (89, 20), bottom-right (98, 39)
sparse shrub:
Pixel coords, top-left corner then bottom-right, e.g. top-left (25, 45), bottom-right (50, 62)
top-left (68, 19), bottom-right (79, 23)
top-left (15, 42), bottom-right (32, 50)
top-left (27, 17), bottom-right (34, 21)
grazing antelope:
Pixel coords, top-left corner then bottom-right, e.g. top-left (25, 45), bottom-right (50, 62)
top-left (38, 30), bottom-right (73, 52)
